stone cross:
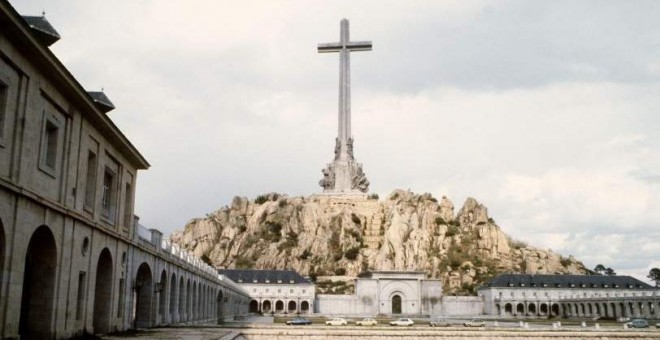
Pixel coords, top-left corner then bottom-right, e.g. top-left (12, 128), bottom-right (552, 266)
top-left (318, 18), bottom-right (372, 161)
top-left (317, 19), bottom-right (371, 194)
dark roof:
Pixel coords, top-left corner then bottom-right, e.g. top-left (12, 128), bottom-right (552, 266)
top-left (87, 91), bottom-right (115, 113)
top-left (480, 274), bottom-right (654, 289)
top-left (22, 15), bottom-right (60, 46)
top-left (218, 269), bottom-right (312, 285)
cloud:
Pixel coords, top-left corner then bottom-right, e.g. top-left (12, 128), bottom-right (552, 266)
top-left (8, 0), bottom-right (660, 283)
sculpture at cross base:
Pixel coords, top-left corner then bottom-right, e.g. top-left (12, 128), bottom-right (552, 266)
top-left (317, 19), bottom-right (371, 194)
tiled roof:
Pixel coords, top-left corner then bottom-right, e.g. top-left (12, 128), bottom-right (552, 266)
top-left (22, 15), bottom-right (60, 46)
top-left (218, 269), bottom-right (312, 285)
top-left (87, 91), bottom-right (115, 113)
top-left (480, 274), bottom-right (653, 289)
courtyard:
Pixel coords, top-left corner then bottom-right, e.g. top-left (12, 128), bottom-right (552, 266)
top-left (102, 317), bottom-right (660, 339)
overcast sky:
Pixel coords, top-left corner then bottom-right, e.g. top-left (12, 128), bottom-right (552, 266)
top-left (11, 1), bottom-right (660, 283)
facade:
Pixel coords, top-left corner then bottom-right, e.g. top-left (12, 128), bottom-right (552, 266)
top-left (218, 269), bottom-right (315, 315)
top-left (479, 274), bottom-right (659, 319)
top-left (316, 271), bottom-right (443, 316)
top-left (0, 2), bottom-right (249, 338)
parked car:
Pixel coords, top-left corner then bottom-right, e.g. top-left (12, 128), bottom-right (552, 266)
top-left (355, 318), bottom-right (378, 326)
top-left (325, 317), bottom-right (348, 326)
top-left (626, 319), bottom-right (649, 328)
top-left (429, 318), bottom-right (452, 327)
top-left (463, 319), bottom-right (486, 327)
top-left (286, 317), bottom-right (312, 325)
top-left (389, 318), bottom-right (414, 326)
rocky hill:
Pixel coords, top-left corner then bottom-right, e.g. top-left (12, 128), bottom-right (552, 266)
top-left (170, 190), bottom-right (588, 294)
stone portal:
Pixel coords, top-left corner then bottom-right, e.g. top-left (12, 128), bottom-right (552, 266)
top-left (318, 19), bottom-right (371, 195)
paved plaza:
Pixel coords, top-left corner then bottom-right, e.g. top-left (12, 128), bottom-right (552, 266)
top-left (102, 321), bottom-right (660, 340)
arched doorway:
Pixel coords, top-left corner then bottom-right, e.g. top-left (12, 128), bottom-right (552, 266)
top-left (19, 225), bottom-right (57, 339)
top-left (249, 300), bottom-right (259, 313)
top-left (134, 262), bottom-right (153, 328)
top-left (178, 277), bottom-right (185, 321)
top-left (301, 301), bottom-right (310, 314)
top-left (186, 279), bottom-right (192, 321)
top-left (540, 303), bottom-right (548, 316)
top-left (0, 219), bottom-right (5, 298)
top-left (528, 303), bottom-right (536, 315)
top-left (192, 281), bottom-right (197, 320)
top-left (275, 300), bottom-right (284, 313)
top-left (392, 295), bottom-right (402, 314)
top-left (551, 304), bottom-right (560, 316)
top-left (504, 303), bottom-right (513, 315)
top-left (288, 301), bottom-right (297, 314)
top-left (169, 273), bottom-right (177, 322)
top-left (216, 290), bottom-right (224, 324)
top-left (262, 300), bottom-right (272, 313)
top-left (158, 270), bottom-right (167, 323)
top-left (516, 303), bottom-right (524, 315)
top-left (93, 248), bottom-right (113, 334)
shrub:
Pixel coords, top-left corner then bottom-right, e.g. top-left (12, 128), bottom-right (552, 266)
top-left (236, 255), bottom-right (254, 268)
top-left (368, 193), bottom-right (379, 200)
top-left (278, 199), bottom-right (288, 208)
top-left (345, 247), bottom-right (360, 260)
top-left (299, 249), bottom-right (311, 260)
top-left (335, 268), bottom-right (347, 275)
top-left (445, 225), bottom-right (459, 237)
top-left (435, 217), bottom-right (447, 225)
top-left (255, 195), bottom-right (268, 204)
top-left (351, 213), bottom-right (361, 225)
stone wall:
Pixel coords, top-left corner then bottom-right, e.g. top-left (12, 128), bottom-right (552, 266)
top-left (440, 296), bottom-right (484, 316)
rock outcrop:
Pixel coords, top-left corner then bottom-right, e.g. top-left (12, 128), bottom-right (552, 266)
top-left (170, 190), bottom-right (588, 294)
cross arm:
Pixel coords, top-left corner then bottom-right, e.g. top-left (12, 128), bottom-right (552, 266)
top-left (318, 41), bottom-right (373, 53)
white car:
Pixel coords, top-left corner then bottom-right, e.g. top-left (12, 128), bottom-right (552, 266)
top-left (389, 318), bottom-right (414, 326)
top-left (325, 317), bottom-right (348, 326)
top-left (355, 318), bottom-right (378, 326)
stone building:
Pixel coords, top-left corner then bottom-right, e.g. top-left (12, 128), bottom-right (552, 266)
top-left (479, 274), bottom-right (659, 319)
top-left (218, 269), bottom-right (315, 315)
top-left (316, 271), bottom-right (443, 316)
top-left (0, 2), bottom-right (249, 338)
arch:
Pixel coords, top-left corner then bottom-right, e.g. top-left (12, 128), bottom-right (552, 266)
top-left (158, 269), bottom-right (167, 323)
top-left (516, 303), bottom-right (524, 315)
top-left (288, 300), bottom-right (297, 313)
top-left (186, 279), bottom-right (192, 321)
top-left (528, 303), bottom-right (537, 315)
top-left (504, 303), bottom-right (513, 316)
top-left (178, 276), bottom-right (185, 321)
top-left (262, 300), bottom-right (272, 313)
top-left (192, 281), bottom-right (198, 320)
top-left (587, 303), bottom-right (593, 316)
top-left (135, 262), bottom-right (153, 328)
top-left (217, 290), bottom-right (224, 324)
top-left (539, 303), bottom-right (548, 316)
top-left (392, 295), bottom-right (402, 314)
top-left (19, 225), bottom-right (57, 339)
top-left (275, 300), bottom-right (284, 313)
top-left (93, 248), bottom-right (114, 334)
top-left (301, 300), bottom-right (310, 314)
top-left (551, 303), bottom-right (559, 317)
top-left (0, 218), bottom-right (5, 303)
top-left (249, 300), bottom-right (259, 313)
top-left (169, 273), bottom-right (177, 322)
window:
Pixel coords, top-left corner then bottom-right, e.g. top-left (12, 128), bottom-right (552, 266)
top-left (40, 114), bottom-right (61, 175)
top-left (302, 289), bottom-right (306, 294)
top-left (84, 150), bottom-right (98, 210)
top-left (76, 271), bottom-right (87, 320)
top-left (101, 165), bottom-right (117, 222)
top-left (117, 278), bottom-right (125, 317)
top-left (290, 289), bottom-right (294, 293)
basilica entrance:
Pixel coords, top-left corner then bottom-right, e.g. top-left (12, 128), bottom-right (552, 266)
top-left (392, 295), bottom-right (402, 314)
